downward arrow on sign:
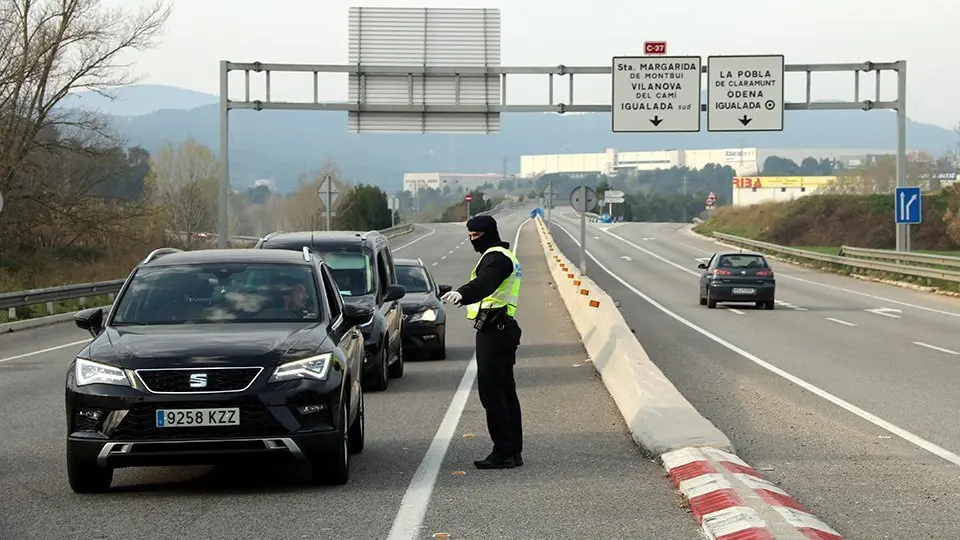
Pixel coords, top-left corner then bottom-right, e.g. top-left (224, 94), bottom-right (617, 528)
top-left (738, 115), bottom-right (752, 126)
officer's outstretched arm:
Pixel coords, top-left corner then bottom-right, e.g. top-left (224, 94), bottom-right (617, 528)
top-left (455, 252), bottom-right (513, 306)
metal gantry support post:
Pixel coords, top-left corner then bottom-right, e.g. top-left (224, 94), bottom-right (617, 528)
top-left (218, 60), bottom-right (230, 249)
top-left (895, 60), bottom-right (909, 252)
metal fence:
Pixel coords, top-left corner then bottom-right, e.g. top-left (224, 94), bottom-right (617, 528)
top-left (0, 223), bottom-right (416, 316)
top-left (711, 232), bottom-right (960, 284)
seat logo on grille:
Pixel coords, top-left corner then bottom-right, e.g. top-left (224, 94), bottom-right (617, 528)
top-left (189, 373), bottom-right (208, 388)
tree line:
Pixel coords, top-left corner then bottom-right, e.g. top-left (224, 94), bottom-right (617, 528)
top-left (0, 0), bottom-right (396, 292)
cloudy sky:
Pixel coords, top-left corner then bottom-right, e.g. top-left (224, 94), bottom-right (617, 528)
top-left (112, 0), bottom-right (957, 129)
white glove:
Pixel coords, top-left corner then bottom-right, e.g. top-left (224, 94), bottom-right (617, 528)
top-left (440, 291), bottom-right (462, 305)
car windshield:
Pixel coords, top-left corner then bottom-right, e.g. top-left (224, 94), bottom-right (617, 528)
top-left (396, 265), bottom-right (432, 293)
top-left (717, 254), bottom-right (768, 268)
top-left (111, 263), bottom-right (322, 325)
top-left (318, 250), bottom-right (375, 297)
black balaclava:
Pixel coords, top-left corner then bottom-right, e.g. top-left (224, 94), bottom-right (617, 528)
top-left (466, 215), bottom-right (501, 253)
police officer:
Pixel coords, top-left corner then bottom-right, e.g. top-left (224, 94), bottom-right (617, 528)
top-left (440, 215), bottom-right (523, 469)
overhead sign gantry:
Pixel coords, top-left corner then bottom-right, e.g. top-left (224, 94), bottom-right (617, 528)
top-left (216, 6), bottom-right (911, 271)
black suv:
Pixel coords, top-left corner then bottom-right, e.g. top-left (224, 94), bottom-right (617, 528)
top-left (255, 231), bottom-right (406, 391)
top-left (65, 247), bottom-right (369, 493)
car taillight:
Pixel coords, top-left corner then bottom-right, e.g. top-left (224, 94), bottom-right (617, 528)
top-left (713, 269), bottom-right (732, 276)
top-left (756, 270), bottom-right (773, 277)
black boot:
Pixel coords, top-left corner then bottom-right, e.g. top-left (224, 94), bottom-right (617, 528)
top-left (474, 452), bottom-right (515, 469)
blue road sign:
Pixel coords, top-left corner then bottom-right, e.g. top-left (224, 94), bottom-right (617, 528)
top-left (895, 186), bottom-right (922, 224)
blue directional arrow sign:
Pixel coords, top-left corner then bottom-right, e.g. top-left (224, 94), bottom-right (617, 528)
top-left (895, 186), bottom-right (922, 224)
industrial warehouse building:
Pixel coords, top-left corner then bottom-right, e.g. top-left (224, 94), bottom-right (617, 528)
top-left (518, 147), bottom-right (906, 178)
top-left (402, 172), bottom-right (505, 193)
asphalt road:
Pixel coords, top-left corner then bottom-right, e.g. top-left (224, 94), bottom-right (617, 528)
top-left (549, 210), bottom-right (960, 540)
top-left (0, 211), bottom-right (699, 540)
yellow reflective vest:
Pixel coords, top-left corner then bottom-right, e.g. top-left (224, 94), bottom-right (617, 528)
top-left (465, 246), bottom-right (522, 320)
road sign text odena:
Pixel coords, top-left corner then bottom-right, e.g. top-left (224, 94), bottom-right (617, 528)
top-left (731, 176), bottom-right (835, 206)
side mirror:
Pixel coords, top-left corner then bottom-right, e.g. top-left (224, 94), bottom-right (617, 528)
top-left (384, 284), bottom-right (406, 302)
top-left (438, 284), bottom-right (452, 296)
top-left (74, 307), bottom-right (105, 338)
top-left (342, 303), bottom-right (374, 327)
top-left (697, 263), bottom-right (707, 269)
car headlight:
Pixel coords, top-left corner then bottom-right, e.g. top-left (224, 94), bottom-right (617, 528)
top-left (409, 308), bottom-right (437, 323)
top-left (75, 358), bottom-right (131, 387)
top-left (269, 353), bottom-right (333, 382)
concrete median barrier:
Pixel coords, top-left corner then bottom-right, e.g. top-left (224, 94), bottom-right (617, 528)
top-left (533, 216), bottom-right (845, 539)
top-left (533, 216), bottom-right (732, 454)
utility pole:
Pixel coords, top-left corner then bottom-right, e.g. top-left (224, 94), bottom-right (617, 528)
top-left (502, 157), bottom-right (511, 192)
top-left (681, 173), bottom-right (688, 223)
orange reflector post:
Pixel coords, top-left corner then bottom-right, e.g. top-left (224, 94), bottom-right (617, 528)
top-left (573, 280), bottom-right (581, 286)
top-left (589, 300), bottom-right (600, 308)
top-left (567, 273), bottom-right (574, 278)
top-left (579, 289), bottom-right (589, 295)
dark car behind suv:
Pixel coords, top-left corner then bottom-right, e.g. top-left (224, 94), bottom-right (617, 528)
top-left (65, 247), bottom-right (369, 492)
top-left (394, 257), bottom-right (451, 360)
top-left (255, 231), bottom-right (406, 391)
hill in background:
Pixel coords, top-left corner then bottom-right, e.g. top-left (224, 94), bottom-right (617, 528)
top-left (67, 85), bottom-right (958, 194)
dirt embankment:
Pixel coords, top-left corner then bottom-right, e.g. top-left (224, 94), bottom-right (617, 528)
top-left (696, 185), bottom-right (960, 250)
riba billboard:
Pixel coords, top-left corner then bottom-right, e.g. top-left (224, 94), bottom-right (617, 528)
top-left (732, 176), bottom-right (836, 189)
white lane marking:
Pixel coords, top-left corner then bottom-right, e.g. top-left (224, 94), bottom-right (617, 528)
top-left (601, 229), bottom-right (699, 277)
top-left (913, 342), bottom-right (959, 355)
top-left (0, 339), bottom-right (90, 365)
top-left (550, 220), bottom-right (960, 468)
top-left (388, 218), bottom-right (529, 540)
top-left (448, 250), bottom-right (454, 254)
top-left (725, 308), bottom-right (745, 315)
top-left (393, 226), bottom-right (437, 251)
top-left (431, 262), bottom-right (438, 266)
top-left (826, 317), bottom-right (857, 327)
top-left (866, 308), bottom-right (902, 319)
top-left (440, 256), bottom-right (447, 260)
top-left (654, 227), bottom-right (960, 321)
top-left (386, 354), bottom-right (478, 540)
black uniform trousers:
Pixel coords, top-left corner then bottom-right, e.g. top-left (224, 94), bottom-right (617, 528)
top-left (474, 314), bottom-right (523, 457)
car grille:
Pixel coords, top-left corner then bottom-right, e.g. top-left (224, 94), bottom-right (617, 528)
top-left (136, 367), bottom-right (262, 393)
top-left (109, 402), bottom-right (287, 440)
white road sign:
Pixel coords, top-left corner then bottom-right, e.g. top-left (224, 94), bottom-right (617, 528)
top-left (605, 190), bottom-right (624, 198)
top-left (605, 196), bottom-right (625, 204)
top-left (611, 56), bottom-right (702, 133)
top-left (707, 55), bottom-right (784, 132)
top-left (318, 176), bottom-right (340, 207)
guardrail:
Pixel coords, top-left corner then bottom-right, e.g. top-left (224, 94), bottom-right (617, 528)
top-left (1, 223), bottom-right (417, 318)
top-left (711, 232), bottom-right (960, 284)
top-left (839, 245), bottom-right (960, 270)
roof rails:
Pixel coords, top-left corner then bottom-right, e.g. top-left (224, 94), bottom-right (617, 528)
top-left (260, 230), bottom-right (285, 242)
top-left (360, 230), bottom-right (380, 239)
top-left (142, 247), bottom-right (182, 265)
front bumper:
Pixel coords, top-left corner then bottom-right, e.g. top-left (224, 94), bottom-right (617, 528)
top-left (68, 431), bottom-right (340, 468)
top-left (402, 320), bottom-right (445, 351)
top-left (66, 375), bottom-right (345, 468)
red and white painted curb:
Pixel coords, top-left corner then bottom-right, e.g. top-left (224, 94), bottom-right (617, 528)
top-left (661, 446), bottom-right (842, 540)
